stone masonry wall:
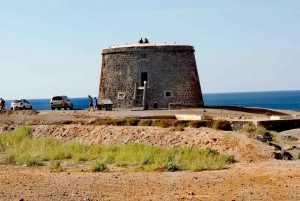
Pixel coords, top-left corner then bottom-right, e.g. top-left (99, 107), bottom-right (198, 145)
top-left (257, 120), bottom-right (300, 132)
top-left (99, 44), bottom-right (204, 108)
top-left (99, 52), bottom-right (138, 108)
top-left (148, 50), bottom-right (203, 108)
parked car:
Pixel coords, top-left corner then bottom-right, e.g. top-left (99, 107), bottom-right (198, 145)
top-left (11, 99), bottom-right (32, 110)
top-left (50, 95), bottom-right (73, 110)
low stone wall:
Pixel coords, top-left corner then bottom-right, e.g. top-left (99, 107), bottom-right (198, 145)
top-left (257, 120), bottom-right (300, 132)
top-left (148, 116), bottom-right (300, 132)
top-left (212, 120), bottom-right (300, 132)
top-left (186, 120), bottom-right (300, 132)
top-left (175, 120), bottom-right (248, 131)
top-left (230, 121), bottom-right (249, 131)
top-left (200, 120), bottom-right (249, 131)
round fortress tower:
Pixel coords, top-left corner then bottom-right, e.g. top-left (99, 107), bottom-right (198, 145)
top-left (99, 43), bottom-right (204, 109)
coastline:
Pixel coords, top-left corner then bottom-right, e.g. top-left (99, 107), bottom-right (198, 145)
top-left (1, 90), bottom-right (300, 111)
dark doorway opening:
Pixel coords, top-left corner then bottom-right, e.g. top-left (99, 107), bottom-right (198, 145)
top-left (141, 72), bottom-right (148, 86)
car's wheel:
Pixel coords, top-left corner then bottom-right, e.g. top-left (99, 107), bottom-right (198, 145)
top-left (51, 107), bottom-right (55, 110)
top-left (22, 106), bottom-right (25, 110)
top-left (11, 107), bottom-right (13, 110)
top-left (69, 104), bottom-right (73, 110)
top-left (30, 106), bottom-right (32, 110)
top-left (64, 106), bottom-right (67, 110)
top-left (58, 108), bottom-right (61, 110)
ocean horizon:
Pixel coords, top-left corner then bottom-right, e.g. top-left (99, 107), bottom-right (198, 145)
top-left (2, 90), bottom-right (300, 111)
top-left (203, 90), bottom-right (300, 111)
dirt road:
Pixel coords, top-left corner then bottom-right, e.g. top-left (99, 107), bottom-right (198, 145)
top-left (1, 160), bottom-right (300, 201)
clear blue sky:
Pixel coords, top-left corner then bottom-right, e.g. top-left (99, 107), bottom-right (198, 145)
top-left (1, 0), bottom-right (299, 99)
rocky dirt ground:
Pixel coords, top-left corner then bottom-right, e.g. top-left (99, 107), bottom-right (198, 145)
top-left (0, 108), bottom-right (300, 201)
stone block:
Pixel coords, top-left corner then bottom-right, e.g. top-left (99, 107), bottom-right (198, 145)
top-left (175, 114), bottom-right (215, 121)
top-left (270, 116), bottom-right (292, 120)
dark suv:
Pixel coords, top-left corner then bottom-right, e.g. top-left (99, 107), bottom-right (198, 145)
top-left (50, 95), bottom-right (73, 110)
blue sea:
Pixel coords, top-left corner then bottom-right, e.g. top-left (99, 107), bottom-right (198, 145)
top-left (2, 90), bottom-right (300, 111)
top-left (203, 90), bottom-right (300, 111)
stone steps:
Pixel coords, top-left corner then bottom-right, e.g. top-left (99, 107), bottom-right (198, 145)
top-left (131, 107), bottom-right (144, 111)
top-left (133, 89), bottom-right (144, 109)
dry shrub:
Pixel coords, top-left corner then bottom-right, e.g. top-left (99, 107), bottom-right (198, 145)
top-left (92, 118), bottom-right (122, 126)
top-left (152, 119), bottom-right (174, 128)
top-left (239, 122), bottom-right (256, 134)
top-left (49, 160), bottom-right (64, 172)
top-left (189, 120), bottom-right (206, 128)
top-left (88, 161), bottom-right (108, 172)
top-left (265, 112), bottom-right (272, 117)
top-left (125, 118), bottom-right (139, 126)
top-left (212, 119), bottom-right (231, 131)
top-left (27, 120), bottom-right (40, 126)
top-left (137, 119), bottom-right (152, 126)
top-left (90, 118), bottom-right (139, 126)
top-left (239, 122), bottom-right (280, 142)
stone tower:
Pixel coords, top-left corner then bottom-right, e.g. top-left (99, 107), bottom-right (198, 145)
top-left (98, 43), bottom-right (204, 109)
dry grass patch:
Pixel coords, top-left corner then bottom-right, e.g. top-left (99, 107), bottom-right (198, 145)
top-left (189, 120), bottom-right (206, 128)
top-left (0, 126), bottom-right (234, 172)
top-left (239, 122), bottom-right (280, 142)
top-left (213, 119), bottom-right (231, 131)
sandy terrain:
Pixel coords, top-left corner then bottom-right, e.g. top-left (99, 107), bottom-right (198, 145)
top-left (1, 160), bottom-right (300, 201)
top-left (0, 108), bottom-right (300, 200)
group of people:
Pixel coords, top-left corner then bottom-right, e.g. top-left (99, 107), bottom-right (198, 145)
top-left (139, 38), bottom-right (149, 44)
top-left (0, 98), bottom-right (5, 110)
top-left (88, 95), bottom-right (98, 111)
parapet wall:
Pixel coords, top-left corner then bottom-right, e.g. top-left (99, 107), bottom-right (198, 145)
top-left (174, 115), bottom-right (300, 132)
top-left (210, 119), bottom-right (300, 132)
top-left (257, 119), bottom-right (300, 132)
